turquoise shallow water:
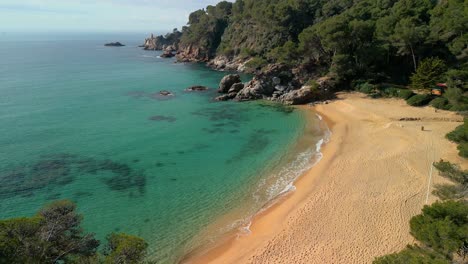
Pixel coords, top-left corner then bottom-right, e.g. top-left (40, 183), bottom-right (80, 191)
top-left (0, 34), bottom-right (325, 263)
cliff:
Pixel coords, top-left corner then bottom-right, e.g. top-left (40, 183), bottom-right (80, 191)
top-left (142, 30), bottom-right (182, 51)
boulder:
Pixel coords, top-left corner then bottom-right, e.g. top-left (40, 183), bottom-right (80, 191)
top-left (215, 93), bottom-right (238, 101)
top-left (218, 74), bottom-right (242, 93)
top-left (228, 83), bottom-right (244, 93)
top-left (277, 86), bottom-right (315, 105)
top-left (160, 50), bottom-right (175, 58)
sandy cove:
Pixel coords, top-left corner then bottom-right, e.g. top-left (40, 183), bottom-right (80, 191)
top-left (184, 92), bottom-right (465, 264)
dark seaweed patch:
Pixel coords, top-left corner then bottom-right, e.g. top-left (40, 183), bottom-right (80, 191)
top-left (191, 105), bottom-right (249, 123)
top-left (46, 193), bottom-right (61, 201)
top-left (228, 130), bottom-right (271, 163)
top-left (155, 162), bottom-right (165, 168)
top-left (256, 102), bottom-right (295, 114)
top-left (126, 91), bottom-right (175, 101)
top-left (0, 154), bottom-right (147, 200)
top-left (149, 115), bottom-right (177, 122)
top-left (202, 128), bottom-right (224, 134)
top-left (73, 191), bottom-right (93, 199)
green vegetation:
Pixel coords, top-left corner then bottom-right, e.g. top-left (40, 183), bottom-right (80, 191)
top-left (104, 233), bottom-right (148, 264)
top-left (374, 245), bottom-right (450, 264)
top-left (179, 0), bottom-right (467, 110)
top-left (410, 201), bottom-right (468, 257)
top-left (446, 119), bottom-right (468, 158)
top-left (410, 58), bottom-right (447, 90)
top-left (0, 200), bottom-right (148, 263)
top-left (406, 94), bottom-right (433, 106)
top-left (374, 201), bottom-right (468, 263)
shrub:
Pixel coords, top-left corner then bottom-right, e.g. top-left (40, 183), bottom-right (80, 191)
top-left (104, 233), bottom-right (148, 264)
top-left (245, 57), bottom-right (268, 70)
top-left (373, 245), bottom-right (450, 264)
top-left (358, 82), bottom-right (375, 94)
top-left (410, 57), bottom-right (447, 90)
top-left (430, 97), bottom-right (449, 109)
top-left (444, 87), bottom-right (468, 112)
top-left (446, 119), bottom-right (468, 144)
top-left (458, 142), bottom-right (468, 158)
top-left (397, 89), bottom-right (415, 99)
top-left (406, 94), bottom-right (433, 106)
top-left (409, 201), bottom-right (468, 256)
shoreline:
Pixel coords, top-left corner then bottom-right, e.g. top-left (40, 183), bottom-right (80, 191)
top-left (183, 92), bottom-right (464, 264)
top-left (179, 106), bottom-right (329, 263)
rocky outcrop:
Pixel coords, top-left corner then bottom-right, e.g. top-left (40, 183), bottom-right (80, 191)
top-left (104, 42), bottom-right (125, 47)
top-left (235, 64), bottom-right (295, 101)
top-left (276, 86), bottom-right (315, 105)
top-left (218, 74), bottom-right (242, 93)
top-left (213, 63), bottom-right (335, 105)
top-left (143, 31), bottom-right (181, 51)
top-left (176, 44), bottom-right (211, 62)
top-left (160, 49), bottom-right (175, 58)
top-left (228, 83), bottom-right (244, 93)
top-left (207, 56), bottom-right (252, 72)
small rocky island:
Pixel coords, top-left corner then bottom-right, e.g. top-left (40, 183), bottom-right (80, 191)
top-left (104, 42), bottom-right (125, 47)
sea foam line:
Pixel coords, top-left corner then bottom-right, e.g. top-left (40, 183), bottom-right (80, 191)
top-left (238, 114), bottom-right (331, 235)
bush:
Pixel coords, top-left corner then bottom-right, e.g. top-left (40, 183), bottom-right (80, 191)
top-left (446, 119), bottom-right (468, 143)
top-left (430, 97), bottom-right (449, 109)
top-left (409, 201), bottom-right (468, 256)
top-left (406, 94), bottom-right (433, 106)
top-left (397, 89), bottom-right (415, 100)
top-left (458, 142), bottom-right (468, 158)
top-left (410, 57), bottom-right (447, 90)
top-left (245, 57), bottom-right (268, 70)
top-left (373, 245), bottom-right (450, 264)
top-left (357, 82), bottom-right (375, 94)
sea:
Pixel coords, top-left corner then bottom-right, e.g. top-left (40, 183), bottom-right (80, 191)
top-left (0, 33), bottom-right (329, 263)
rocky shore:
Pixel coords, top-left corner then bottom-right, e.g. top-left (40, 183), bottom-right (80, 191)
top-left (214, 64), bottom-right (336, 105)
top-left (142, 34), bottom-right (337, 105)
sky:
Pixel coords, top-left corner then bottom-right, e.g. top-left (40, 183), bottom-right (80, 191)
top-left (0, 0), bottom-right (224, 33)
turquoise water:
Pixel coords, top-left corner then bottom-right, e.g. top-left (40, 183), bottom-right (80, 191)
top-left (0, 34), bottom-right (324, 263)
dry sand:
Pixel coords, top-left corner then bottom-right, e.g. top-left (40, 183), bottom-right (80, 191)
top-left (184, 93), bottom-right (465, 264)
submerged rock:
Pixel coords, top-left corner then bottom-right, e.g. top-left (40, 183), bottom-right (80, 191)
top-left (104, 42), bottom-right (125, 47)
top-left (159, 90), bottom-right (174, 96)
top-left (186, 85), bottom-right (208, 92)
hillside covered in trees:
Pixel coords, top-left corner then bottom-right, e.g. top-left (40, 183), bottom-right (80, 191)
top-left (171, 0), bottom-right (467, 105)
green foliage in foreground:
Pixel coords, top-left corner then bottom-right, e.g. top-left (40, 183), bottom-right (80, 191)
top-left (374, 201), bottom-right (468, 263)
top-left (410, 201), bottom-right (468, 257)
top-left (432, 160), bottom-right (467, 201)
top-left (104, 233), bottom-right (148, 264)
top-left (0, 200), bottom-right (148, 264)
top-left (406, 94), bottom-right (433, 107)
top-left (447, 119), bottom-right (468, 158)
top-left (373, 245), bottom-right (450, 264)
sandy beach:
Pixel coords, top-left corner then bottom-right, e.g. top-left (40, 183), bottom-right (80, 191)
top-left (185, 92), bottom-right (465, 264)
